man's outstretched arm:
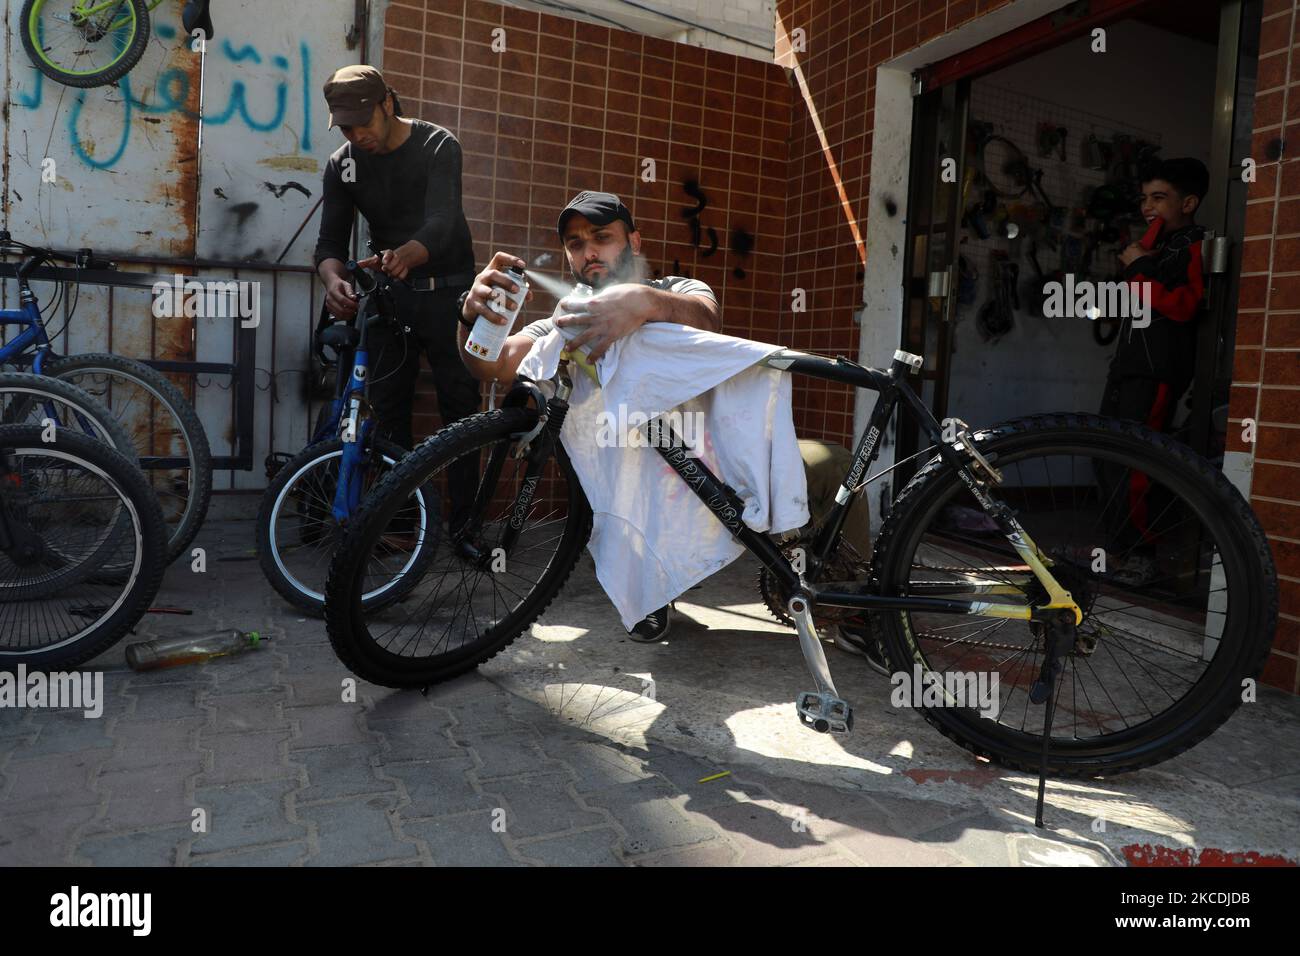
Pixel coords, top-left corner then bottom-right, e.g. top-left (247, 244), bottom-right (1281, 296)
top-left (557, 284), bottom-right (720, 360)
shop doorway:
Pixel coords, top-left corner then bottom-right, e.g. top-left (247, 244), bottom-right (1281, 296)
top-left (894, 0), bottom-right (1260, 481)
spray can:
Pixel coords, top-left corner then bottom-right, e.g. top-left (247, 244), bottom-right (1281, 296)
top-left (125, 629), bottom-right (267, 672)
top-left (465, 266), bottom-right (527, 363)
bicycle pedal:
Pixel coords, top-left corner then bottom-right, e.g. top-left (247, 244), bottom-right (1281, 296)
top-left (795, 691), bottom-right (853, 735)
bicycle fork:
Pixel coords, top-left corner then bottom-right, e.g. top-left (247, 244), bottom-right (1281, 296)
top-left (460, 369), bottom-right (572, 567)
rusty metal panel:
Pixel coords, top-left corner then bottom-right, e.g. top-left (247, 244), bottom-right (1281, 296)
top-left (2, 0), bottom-right (359, 492)
top-left (188, 0), bottom-right (357, 490)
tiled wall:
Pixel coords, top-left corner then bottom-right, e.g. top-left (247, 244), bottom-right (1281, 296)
top-left (381, 0), bottom-right (792, 440)
top-left (1225, 0), bottom-right (1300, 694)
top-left (773, 0), bottom-right (1013, 441)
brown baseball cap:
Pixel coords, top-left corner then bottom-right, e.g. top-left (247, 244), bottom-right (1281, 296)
top-left (323, 65), bottom-right (388, 127)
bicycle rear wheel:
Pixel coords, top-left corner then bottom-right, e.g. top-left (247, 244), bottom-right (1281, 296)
top-left (324, 407), bottom-right (592, 688)
top-left (48, 352), bottom-right (212, 564)
top-left (0, 425), bottom-right (166, 669)
top-left (870, 413), bottom-right (1277, 777)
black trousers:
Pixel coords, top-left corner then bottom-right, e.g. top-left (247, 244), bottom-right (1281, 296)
top-left (367, 285), bottom-right (481, 529)
top-left (1096, 372), bottom-right (1187, 551)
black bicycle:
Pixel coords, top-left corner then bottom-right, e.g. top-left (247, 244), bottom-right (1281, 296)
top-left (323, 348), bottom-right (1277, 781)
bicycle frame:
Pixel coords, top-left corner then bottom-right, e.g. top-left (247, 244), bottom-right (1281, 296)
top-left (73, 0), bottom-right (162, 27)
top-left (0, 292), bottom-right (106, 440)
top-left (324, 315), bottom-right (377, 524)
top-left (646, 349), bottom-right (1082, 627)
top-left (0, 299), bottom-right (58, 375)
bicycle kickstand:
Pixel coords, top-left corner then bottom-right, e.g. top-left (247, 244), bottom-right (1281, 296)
top-left (788, 594), bottom-right (853, 735)
top-left (1029, 609), bottom-right (1075, 828)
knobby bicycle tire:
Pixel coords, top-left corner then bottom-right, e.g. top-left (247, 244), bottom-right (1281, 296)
top-left (869, 413), bottom-right (1278, 777)
top-left (0, 372), bottom-right (135, 460)
top-left (324, 406), bottom-right (593, 688)
top-left (47, 352), bottom-right (213, 564)
top-left (21, 0), bottom-right (151, 89)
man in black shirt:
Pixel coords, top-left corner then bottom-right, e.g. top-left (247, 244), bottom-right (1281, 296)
top-left (312, 65), bottom-right (480, 529)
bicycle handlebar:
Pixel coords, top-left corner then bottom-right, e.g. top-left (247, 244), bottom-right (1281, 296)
top-left (345, 242), bottom-right (415, 296)
top-left (0, 230), bottom-right (114, 274)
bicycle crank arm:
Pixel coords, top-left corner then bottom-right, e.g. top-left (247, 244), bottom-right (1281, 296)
top-left (788, 594), bottom-right (853, 735)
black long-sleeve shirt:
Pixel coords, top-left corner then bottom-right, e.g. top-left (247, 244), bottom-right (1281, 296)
top-left (313, 120), bottom-right (475, 280)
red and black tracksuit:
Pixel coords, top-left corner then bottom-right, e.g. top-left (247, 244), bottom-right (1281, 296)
top-left (1099, 220), bottom-right (1206, 430)
top-left (1097, 220), bottom-right (1206, 547)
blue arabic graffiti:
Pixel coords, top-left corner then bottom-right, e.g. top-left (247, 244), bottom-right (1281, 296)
top-left (15, 26), bottom-right (313, 170)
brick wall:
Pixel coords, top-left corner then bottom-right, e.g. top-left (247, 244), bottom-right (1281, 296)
top-left (381, 0), bottom-right (792, 441)
top-left (774, 0), bottom-right (1014, 443)
top-left (1226, 0), bottom-right (1300, 693)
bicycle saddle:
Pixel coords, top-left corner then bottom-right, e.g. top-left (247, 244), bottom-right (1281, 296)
top-left (183, 0), bottom-right (214, 39)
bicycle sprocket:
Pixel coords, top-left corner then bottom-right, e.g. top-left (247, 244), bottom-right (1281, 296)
top-left (757, 530), bottom-right (870, 627)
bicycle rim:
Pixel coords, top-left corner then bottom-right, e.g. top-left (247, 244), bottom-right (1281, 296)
top-left (266, 445), bottom-right (433, 607)
top-left (876, 423), bottom-right (1270, 771)
top-left (51, 362), bottom-right (205, 557)
top-left (0, 445), bottom-right (144, 655)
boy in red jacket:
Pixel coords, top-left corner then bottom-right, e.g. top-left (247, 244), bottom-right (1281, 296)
top-left (1097, 158), bottom-right (1209, 578)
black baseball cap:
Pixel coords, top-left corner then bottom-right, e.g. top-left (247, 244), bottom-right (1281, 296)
top-left (556, 191), bottom-right (637, 238)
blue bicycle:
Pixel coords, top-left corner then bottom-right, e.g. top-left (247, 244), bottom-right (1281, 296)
top-left (257, 252), bottom-right (438, 614)
top-left (0, 231), bottom-right (212, 563)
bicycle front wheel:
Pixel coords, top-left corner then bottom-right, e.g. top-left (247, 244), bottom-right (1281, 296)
top-left (257, 436), bottom-right (439, 615)
top-left (0, 425), bottom-right (166, 669)
top-left (325, 406), bottom-right (592, 688)
top-left (21, 0), bottom-right (151, 89)
top-left (870, 413), bottom-right (1277, 777)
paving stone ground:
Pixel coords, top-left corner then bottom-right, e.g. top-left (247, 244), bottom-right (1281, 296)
top-left (1, 519), bottom-right (1297, 867)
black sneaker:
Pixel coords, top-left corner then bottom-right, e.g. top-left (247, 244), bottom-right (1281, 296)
top-left (834, 620), bottom-right (890, 677)
top-left (627, 604), bottom-right (672, 642)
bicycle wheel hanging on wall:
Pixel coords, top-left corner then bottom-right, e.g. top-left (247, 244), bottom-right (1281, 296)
top-left (20, 0), bottom-right (152, 89)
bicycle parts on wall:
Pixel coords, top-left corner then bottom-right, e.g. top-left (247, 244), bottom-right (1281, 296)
top-left (20, 0), bottom-right (215, 89)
